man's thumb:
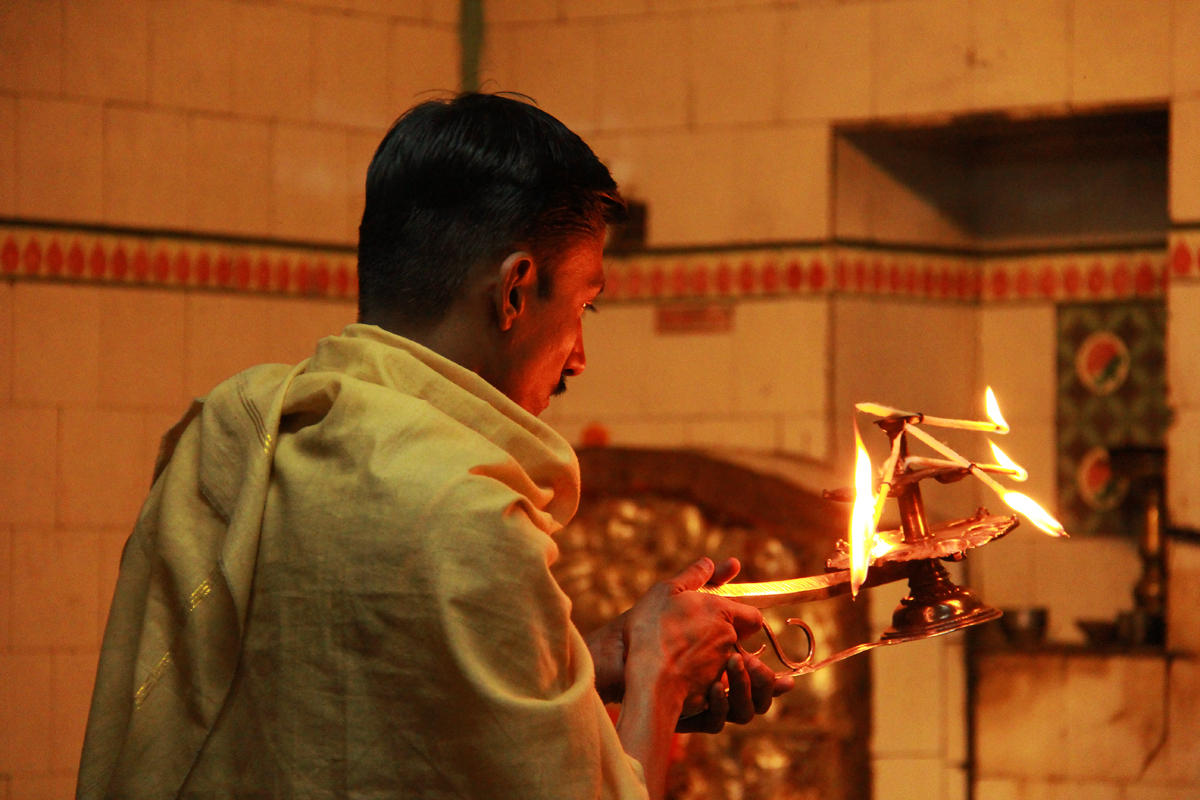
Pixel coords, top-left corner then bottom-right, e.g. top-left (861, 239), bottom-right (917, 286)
top-left (668, 557), bottom-right (716, 592)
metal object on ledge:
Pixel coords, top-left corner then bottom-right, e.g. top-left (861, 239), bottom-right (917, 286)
top-left (702, 414), bottom-right (1016, 677)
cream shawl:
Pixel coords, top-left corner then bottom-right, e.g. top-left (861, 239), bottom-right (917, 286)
top-left (78, 324), bottom-right (648, 799)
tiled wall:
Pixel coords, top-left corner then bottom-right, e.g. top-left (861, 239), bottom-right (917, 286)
top-left (0, 281), bottom-right (356, 798)
top-left (483, 3), bottom-right (1200, 800)
top-left (0, 0), bottom-right (455, 796)
top-left (0, 0), bottom-right (458, 241)
top-left (3, 1), bottom-right (1200, 800)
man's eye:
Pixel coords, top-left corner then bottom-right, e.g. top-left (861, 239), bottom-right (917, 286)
top-left (583, 302), bottom-right (599, 314)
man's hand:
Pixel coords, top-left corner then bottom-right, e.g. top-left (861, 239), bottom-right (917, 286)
top-left (612, 557), bottom-right (797, 800)
top-left (674, 557), bottom-right (794, 732)
top-left (585, 557), bottom-right (795, 725)
top-left (622, 557), bottom-right (793, 727)
top-left (675, 651), bottom-right (793, 733)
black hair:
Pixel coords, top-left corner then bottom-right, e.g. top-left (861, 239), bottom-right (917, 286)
top-left (356, 92), bottom-right (626, 324)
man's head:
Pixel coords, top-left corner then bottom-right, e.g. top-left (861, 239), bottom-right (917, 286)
top-left (357, 92), bottom-right (624, 327)
top-left (356, 93), bottom-right (625, 415)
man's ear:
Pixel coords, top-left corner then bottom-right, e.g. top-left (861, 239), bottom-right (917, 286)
top-left (496, 251), bottom-right (537, 332)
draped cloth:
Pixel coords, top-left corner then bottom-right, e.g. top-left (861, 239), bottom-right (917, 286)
top-left (77, 323), bottom-right (648, 799)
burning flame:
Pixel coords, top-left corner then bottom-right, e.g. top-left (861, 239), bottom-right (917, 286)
top-left (1002, 490), bottom-right (1068, 537)
top-left (985, 386), bottom-right (1010, 433)
top-left (988, 440), bottom-right (1029, 481)
top-left (848, 420), bottom-right (877, 597)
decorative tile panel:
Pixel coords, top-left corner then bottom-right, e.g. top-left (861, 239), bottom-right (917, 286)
top-left (1169, 228), bottom-right (1200, 285)
top-left (0, 223), bottom-right (357, 300)
top-left (1, 221), bottom-right (1184, 307)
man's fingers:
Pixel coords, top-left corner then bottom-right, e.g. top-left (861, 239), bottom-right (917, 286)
top-left (668, 557), bottom-right (716, 593)
top-left (706, 557), bottom-right (742, 587)
top-left (745, 654), bottom-right (788, 715)
top-left (724, 654), bottom-right (755, 725)
top-left (727, 601), bottom-right (764, 638)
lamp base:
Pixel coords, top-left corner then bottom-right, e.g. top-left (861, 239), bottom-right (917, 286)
top-left (882, 558), bottom-right (1002, 640)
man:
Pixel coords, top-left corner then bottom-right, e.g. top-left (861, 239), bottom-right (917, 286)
top-left (78, 93), bottom-right (791, 800)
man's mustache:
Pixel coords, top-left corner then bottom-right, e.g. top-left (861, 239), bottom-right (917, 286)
top-left (552, 374), bottom-right (569, 396)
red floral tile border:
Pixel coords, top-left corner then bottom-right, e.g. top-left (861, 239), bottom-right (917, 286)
top-left (4, 222), bottom-right (1191, 303)
top-left (1169, 230), bottom-right (1200, 285)
top-left (604, 245), bottom-right (1169, 303)
top-left (0, 224), bottom-right (358, 299)
top-left (979, 248), bottom-right (1168, 302)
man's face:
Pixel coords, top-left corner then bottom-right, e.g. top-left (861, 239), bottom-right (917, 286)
top-left (495, 234), bottom-right (605, 416)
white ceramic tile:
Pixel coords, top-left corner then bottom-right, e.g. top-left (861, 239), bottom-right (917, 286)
top-left (484, 0), bottom-right (559, 23)
top-left (780, 3), bottom-right (873, 122)
top-left (0, 95), bottom-right (14, 217)
top-left (1171, 98), bottom-right (1200, 224)
top-left (971, 535), bottom-right (1038, 621)
top-left (562, 0), bottom-right (647, 18)
top-left (608, 124), bottom-right (828, 248)
top-left (9, 775), bottom-right (77, 800)
top-left (149, 0), bottom-right (234, 113)
top-left (684, 416), bottom-right (779, 451)
top-left (483, 22), bottom-right (601, 134)
top-left (0, 525), bottom-right (8, 651)
top-left (9, 529), bottom-right (102, 649)
top-left (0, 280), bottom-right (11, 401)
top-left (970, 0), bottom-right (1070, 111)
top-left (312, 12), bottom-right (390, 128)
top-left (872, 757), bottom-right (946, 800)
top-left (348, 129), bottom-right (382, 242)
top-left (1174, 0), bottom-right (1200, 98)
top-left (596, 16), bottom-right (690, 131)
top-left (1166, 538), bottom-right (1200, 653)
top-left (1063, 655), bottom-right (1166, 780)
top-left (979, 305), bottom-right (1057, 424)
top-left (1072, 0), bottom-right (1171, 105)
top-left (943, 640), bottom-right (967, 763)
top-left (1031, 534), bottom-right (1140, 644)
top-left (0, 1), bottom-right (62, 94)
top-left (58, 409), bottom-right (150, 528)
top-left (65, 0), bottom-right (149, 102)
top-left (732, 298), bottom-right (829, 416)
top-left (12, 282), bottom-right (101, 408)
top-left (1025, 780), bottom-right (1122, 800)
top-left (16, 98), bottom-right (105, 224)
top-left (690, 8), bottom-right (782, 126)
top-left (1124, 785), bottom-right (1199, 800)
top-left (51, 650), bottom-right (102, 772)
top-left (389, 22), bottom-right (459, 113)
top-left (186, 115), bottom-right (272, 237)
top-left (1166, 283), bottom-right (1200, 408)
top-left (974, 778), bottom-right (1021, 800)
top-left (1138, 659), bottom-right (1200, 785)
top-left (974, 652), bottom-right (1069, 776)
top-left (737, 124), bottom-right (830, 242)
top-left (103, 107), bottom-right (190, 230)
top-left (425, 0), bottom-right (458, 25)
top-left (1167, 406), bottom-right (1200, 530)
top-left (232, 2), bottom-right (313, 122)
top-left (0, 406), bottom-right (57, 526)
top-left (874, 0), bottom-right (972, 117)
top-left (871, 636), bottom-right (945, 757)
top-left (98, 287), bottom-right (188, 411)
top-left (0, 652), bottom-right (54, 774)
top-left (831, 296), bottom-right (981, 457)
top-left (551, 301), bottom-right (651, 419)
top-left (781, 414), bottom-right (830, 462)
top-left (270, 124), bottom-right (351, 244)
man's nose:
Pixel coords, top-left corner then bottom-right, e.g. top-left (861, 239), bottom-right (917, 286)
top-left (563, 325), bottom-right (586, 377)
